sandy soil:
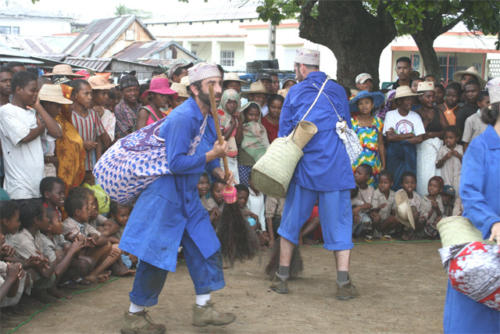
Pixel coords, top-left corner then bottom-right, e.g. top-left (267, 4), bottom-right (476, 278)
top-left (1, 241), bottom-right (447, 334)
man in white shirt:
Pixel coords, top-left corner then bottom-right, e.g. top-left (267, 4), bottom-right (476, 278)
top-left (383, 86), bottom-right (425, 190)
top-left (0, 71), bottom-right (61, 199)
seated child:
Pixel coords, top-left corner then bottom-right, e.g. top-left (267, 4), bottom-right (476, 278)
top-left (63, 187), bottom-right (119, 283)
top-left (205, 180), bottom-right (225, 226)
top-left (370, 171), bottom-right (398, 238)
top-left (99, 201), bottom-right (137, 273)
top-left (420, 176), bottom-right (445, 239)
top-left (351, 164), bottom-right (375, 238)
top-left (85, 188), bottom-right (108, 228)
top-left (265, 196), bottom-right (285, 248)
top-left (236, 184), bottom-right (260, 230)
top-left (247, 179), bottom-right (269, 246)
top-left (299, 205), bottom-right (322, 245)
top-left (6, 199), bottom-right (57, 302)
top-left (441, 185), bottom-right (463, 217)
top-left (198, 173), bottom-right (211, 210)
top-left (436, 126), bottom-right (463, 193)
top-left (38, 207), bottom-right (86, 297)
top-left (395, 172), bottom-right (423, 240)
top-left (40, 176), bottom-right (65, 220)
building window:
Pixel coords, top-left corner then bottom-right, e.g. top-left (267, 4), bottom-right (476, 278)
top-left (0, 26), bottom-right (19, 34)
top-left (411, 54), bottom-right (420, 72)
top-left (125, 28), bottom-right (135, 41)
top-left (439, 55), bottom-right (457, 83)
top-left (220, 50), bottom-right (235, 67)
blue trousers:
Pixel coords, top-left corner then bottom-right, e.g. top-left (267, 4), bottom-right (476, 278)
top-left (278, 181), bottom-right (353, 251)
top-left (129, 232), bottom-right (225, 307)
top-left (386, 141), bottom-right (416, 190)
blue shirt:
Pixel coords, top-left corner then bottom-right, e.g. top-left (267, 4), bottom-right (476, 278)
top-left (279, 71), bottom-right (355, 191)
top-left (443, 125), bottom-right (500, 333)
top-left (119, 98), bottom-right (220, 272)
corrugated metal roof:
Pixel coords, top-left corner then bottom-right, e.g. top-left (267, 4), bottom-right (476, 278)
top-left (63, 15), bottom-right (155, 58)
top-left (113, 40), bottom-right (198, 62)
top-left (64, 57), bottom-right (112, 72)
top-left (0, 35), bottom-right (55, 55)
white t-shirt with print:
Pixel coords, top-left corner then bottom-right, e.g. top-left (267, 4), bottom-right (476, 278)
top-left (383, 109), bottom-right (425, 136)
top-left (0, 103), bottom-right (44, 199)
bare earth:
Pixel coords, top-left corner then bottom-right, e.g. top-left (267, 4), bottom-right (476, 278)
top-left (2, 241), bottom-right (447, 334)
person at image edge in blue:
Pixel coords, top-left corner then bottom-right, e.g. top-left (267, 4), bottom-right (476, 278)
top-left (270, 48), bottom-right (357, 300)
top-left (118, 63), bottom-right (236, 334)
top-left (443, 77), bottom-right (500, 334)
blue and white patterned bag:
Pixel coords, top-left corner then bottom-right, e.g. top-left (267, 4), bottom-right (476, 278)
top-left (93, 115), bottom-right (208, 204)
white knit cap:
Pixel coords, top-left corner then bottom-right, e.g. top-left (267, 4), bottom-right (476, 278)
top-left (294, 48), bottom-right (320, 66)
top-left (486, 77), bottom-right (500, 104)
top-left (188, 63), bottom-right (221, 83)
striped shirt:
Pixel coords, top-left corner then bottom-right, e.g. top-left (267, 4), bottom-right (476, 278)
top-left (72, 109), bottom-right (105, 171)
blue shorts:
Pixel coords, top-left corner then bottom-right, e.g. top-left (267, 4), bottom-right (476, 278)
top-left (129, 231), bottom-right (225, 307)
top-left (278, 181), bottom-right (353, 251)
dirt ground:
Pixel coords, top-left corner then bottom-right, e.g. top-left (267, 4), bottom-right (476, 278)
top-left (1, 241), bottom-right (448, 334)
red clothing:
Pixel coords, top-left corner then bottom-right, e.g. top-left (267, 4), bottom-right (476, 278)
top-left (261, 116), bottom-right (279, 143)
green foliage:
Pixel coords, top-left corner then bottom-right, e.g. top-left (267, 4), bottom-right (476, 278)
top-left (115, 4), bottom-right (152, 19)
top-left (256, 0), bottom-right (307, 25)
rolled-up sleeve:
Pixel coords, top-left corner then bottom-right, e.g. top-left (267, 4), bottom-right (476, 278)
top-left (460, 140), bottom-right (500, 238)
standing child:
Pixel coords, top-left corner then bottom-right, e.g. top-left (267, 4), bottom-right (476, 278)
top-left (370, 171), bottom-right (398, 238)
top-left (265, 196), bottom-right (285, 248)
top-left (136, 77), bottom-right (177, 130)
top-left (219, 89), bottom-right (241, 183)
top-left (89, 75), bottom-right (116, 144)
top-left (68, 79), bottom-right (107, 177)
top-left (236, 102), bottom-right (269, 186)
top-left (198, 173), bottom-right (211, 210)
top-left (0, 72), bottom-right (62, 199)
top-left (351, 164), bottom-right (375, 238)
top-left (349, 91), bottom-right (386, 185)
top-left (39, 84), bottom-right (72, 177)
top-left (247, 179), bottom-right (268, 245)
top-left (439, 82), bottom-right (461, 126)
top-left (205, 180), bottom-right (225, 227)
top-left (436, 126), bottom-right (463, 193)
top-left (261, 94), bottom-right (284, 143)
top-left (462, 91), bottom-right (490, 151)
top-left (419, 176), bottom-right (445, 239)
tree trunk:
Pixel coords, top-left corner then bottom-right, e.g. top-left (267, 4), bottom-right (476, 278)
top-left (412, 33), bottom-right (441, 80)
top-left (299, 0), bottom-right (396, 89)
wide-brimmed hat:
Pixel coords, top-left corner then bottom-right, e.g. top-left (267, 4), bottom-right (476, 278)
top-left (38, 84), bottom-right (73, 104)
top-left (417, 81), bottom-right (435, 93)
top-left (167, 61), bottom-right (194, 79)
top-left (349, 90), bottom-right (385, 113)
top-left (223, 72), bottom-right (246, 83)
top-left (437, 216), bottom-right (485, 248)
top-left (394, 85), bottom-right (420, 99)
top-left (282, 78), bottom-right (297, 87)
top-left (453, 66), bottom-right (486, 87)
top-left (242, 80), bottom-right (269, 96)
top-left (395, 190), bottom-right (415, 230)
top-left (44, 64), bottom-right (82, 78)
top-left (88, 75), bottom-right (117, 90)
top-left (171, 82), bottom-right (189, 98)
top-left (145, 77), bottom-right (177, 96)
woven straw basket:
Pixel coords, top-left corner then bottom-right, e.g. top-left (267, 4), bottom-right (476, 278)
top-left (437, 216), bottom-right (485, 248)
top-left (252, 121), bottom-right (317, 198)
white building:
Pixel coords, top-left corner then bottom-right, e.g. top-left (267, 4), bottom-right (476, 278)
top-left (0, 7), bottom-right (72, 37)
top-left (146, 2), bottom-right (499, 85)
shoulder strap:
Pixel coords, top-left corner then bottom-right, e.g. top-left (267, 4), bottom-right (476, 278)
top-left (143, 105), bottom-right (161, 122)
top-left (311, 77), bottom-right (343, 121)
top-left (299, 76), bottom-right (329, 122)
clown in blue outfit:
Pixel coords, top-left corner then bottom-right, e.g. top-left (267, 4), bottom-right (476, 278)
top-left (443, 78), bottom-right (500, 334)
top-left (119, 63), bottom-right (236, 334)
top-left (270, 48), bottom-right (357, 299)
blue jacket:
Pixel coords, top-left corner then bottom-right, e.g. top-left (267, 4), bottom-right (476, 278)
top-left (119, 98), bottom-right (220, 272)
top-left (278, 71), bottom-right (355, 192)
top-left (443, 125), bottom-right (500, 333)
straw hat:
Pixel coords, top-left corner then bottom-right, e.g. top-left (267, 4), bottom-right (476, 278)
top-left (394, 85), bottom-right (420, 99)
top-left (242, 80), bottom-right (269, 96)
top-left (171, 82), bottom-right (189, 98)
top-left (224, 72), bottom-right (246, 83)
top-left (437, 216), bottom-right (485, 248)
top-left (417, 81), bottom-right (434, 93)
top-left (395, 190), bottom-right (415, 230)
top-left (38, 84), bottom-right (73, 104)
top-left (88, 75), bottom-right (117, 90)
top-left (349, 90), bottom-right (385, 113)
top-left (180, 75), bottom-right (190, 86)
top-left (453, 66), bottom-right (486, 87)
top-left (44, 64), bottom-right (82, 77)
